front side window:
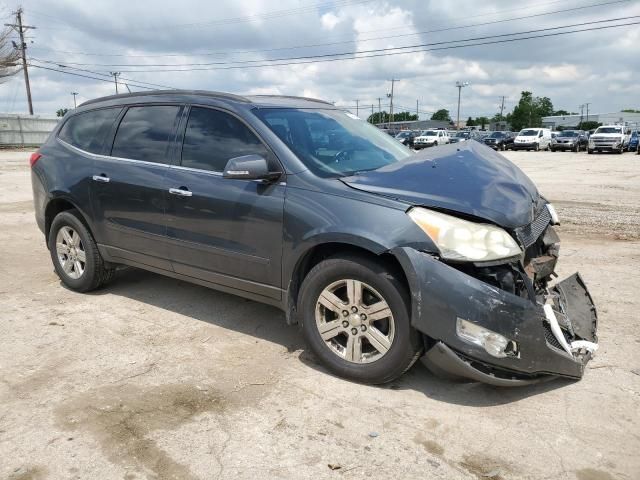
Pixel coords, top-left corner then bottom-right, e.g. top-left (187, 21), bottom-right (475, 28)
top-left (181, 107), bottom-right (270, 173)
top-left (58, 108), bottom-right (121, 154)
top-left (254, 108), bottom-right (412, 178)
top-left (111, 105), bottom-right (180, 164)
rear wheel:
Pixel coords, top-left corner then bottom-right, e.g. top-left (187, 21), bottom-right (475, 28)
top-left (534, 143), bottom-right (540, 151)
top-left (48, 210), bottom-right (114, 292)
top-left (588, 149), bottom-right (593, 154)
top-left (298, 255), bottom-right (422, 384)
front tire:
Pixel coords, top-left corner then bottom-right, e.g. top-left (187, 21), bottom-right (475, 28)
top-left (48, 210), bottom-right (114, 292)
top-left (298, 255), bottom-right (422, 384)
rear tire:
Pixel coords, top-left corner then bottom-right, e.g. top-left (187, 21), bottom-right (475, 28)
top-left (48, 210), bottom-right (114, 292)
top-left (588, 149), bottom-right (593, 154)
top-left (298, 255), bottom-right (422, 384)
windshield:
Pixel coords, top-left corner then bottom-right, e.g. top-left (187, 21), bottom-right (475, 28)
top-left (489, 132), bottom-right (504, 138)
top-left (559, 131), bottom-right (578, 137)
top-left (519, 129), bottom-right (539, 136)
top-left (253, 108), bottom-right (412, 177)
top-left (395, 131), bottom-right (411, 138)
top-left (455, 132), bottom-right (470, 138)
top-left (594, 127), bottom-right (622, 134)
top-left (421, 130), bottom-right (437, 136)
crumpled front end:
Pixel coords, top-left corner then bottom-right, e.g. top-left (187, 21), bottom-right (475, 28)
top-left (393, 217), bottom-right (598, 386)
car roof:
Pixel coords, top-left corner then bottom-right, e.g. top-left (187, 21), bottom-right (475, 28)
top-left (79, 89), bottom-right (337, 110)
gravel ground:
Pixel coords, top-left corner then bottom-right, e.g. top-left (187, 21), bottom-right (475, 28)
top-left (0, 148), bottom-right (639, 480)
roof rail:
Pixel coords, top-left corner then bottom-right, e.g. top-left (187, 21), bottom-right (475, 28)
top-left (79, 89), bottom-right (251, 107)
top-left (250, 94), bottom-right (334, 106)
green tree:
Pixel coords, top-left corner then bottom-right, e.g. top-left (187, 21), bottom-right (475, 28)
top-left (391, 111), bottom-right (418, 122)
top-left (508, 91), bottom-right (555, 131)
top-left (56, 108), bottom-right (69, 117)
top-left (621, 109), bottom-right (640, 113)
top-left (431, 109), bottom-right (451, 121)
top-left (476, 116), bottom-right (489, 129)
top-left (553, 110), bottom-right (571, 116)
top-left (466, 116), bottom-right (476, 127)
top-left (578, 121), bottom-right (601, 131)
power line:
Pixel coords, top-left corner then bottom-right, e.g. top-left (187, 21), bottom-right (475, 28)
top-left (41, 18), bottom-right (637, 73)
top-left (35, 14), bottom-right (637, 68)
top-left (29, 0), bottom-right (628, 60)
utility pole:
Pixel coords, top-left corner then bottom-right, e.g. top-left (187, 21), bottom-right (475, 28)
top-left (416, 99), bottom-right (419, 120)
top-left (499, 96), bottom-right (505, 119)
top-left (110, 72), bottom-right (121, 94)
top-left (71, 92), bottom-right (78, 108)
top-left (387, 79), bottom-right (398, 128)
top-left (5, 8), bottom-right (36, 115)
top-left (355, 99), bottom-right (359, 118)
top-left (455, 81), bottom-right (469, 130)
top-left (378, 97), bottom-right (382, 126)
top-left (370, 104), bottom-right (374, 123)
top-left (579, 104), bottom-right (585, 125)
top-left (585, 103), bottom-right (591, 123)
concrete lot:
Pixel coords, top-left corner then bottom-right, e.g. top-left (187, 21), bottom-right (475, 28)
top-left (0, 148), bottom-right (639, 480)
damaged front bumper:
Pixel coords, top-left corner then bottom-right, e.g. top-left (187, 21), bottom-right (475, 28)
top-left (394, 248), bottom-right (598, 386)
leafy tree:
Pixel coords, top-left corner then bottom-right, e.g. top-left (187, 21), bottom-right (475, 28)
top-left (476, 116), bottom-right (489, 129)
top-left (367, 111), bottom-right (417, 123)
top-left (578, 121), bottom-right (601, 131)
top-left (466, 116), bottom-right (476, 126)
top-left (621, 109), bottom-right (640, 113)
top-left (508, 91), bottom-right (555, 131)
top-left (431, 109), bottom-right (451, 121)
top-left (1, 27), bottom-right (21, 82)
top-left (553, 110), bottom-right (571, 116)
top-left (56, 108), bottom-right (69, 117)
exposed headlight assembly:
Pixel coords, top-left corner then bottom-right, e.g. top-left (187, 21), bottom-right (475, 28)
top-left (408, 207), bottom-right (522, 261)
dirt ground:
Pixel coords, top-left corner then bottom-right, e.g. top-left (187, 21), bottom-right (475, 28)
top-left (0, 148), bottom-right (638, 480)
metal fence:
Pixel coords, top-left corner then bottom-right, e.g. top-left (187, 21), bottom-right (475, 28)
top-left (0, 113), bottom-right (59, 147)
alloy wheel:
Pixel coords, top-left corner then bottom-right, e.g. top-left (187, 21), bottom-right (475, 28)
top-left (55, 226), bottom-right (86, 279)
top-left (315, 279), bottom-right (395, 364)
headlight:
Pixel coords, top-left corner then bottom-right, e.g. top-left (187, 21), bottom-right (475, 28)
top-left (407, 207), bottom-right (522, 261)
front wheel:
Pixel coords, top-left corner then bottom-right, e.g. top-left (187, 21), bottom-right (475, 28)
top-left (48, 210), bottom-right (114, 292)
top-left (298, 255), bottom-right (422, 384)
top-left (588, 149), bottom-right (594, 154)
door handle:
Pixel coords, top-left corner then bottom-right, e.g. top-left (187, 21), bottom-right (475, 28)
top-left (169, 187), bottom-right (193, 197)
top-left (92, 174), bottom-right (110, 183)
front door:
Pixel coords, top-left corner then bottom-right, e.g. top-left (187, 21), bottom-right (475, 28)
top-left (90, 104), bottom-right (182, 270)
top-left (165, 106), bottom-right (285, 300)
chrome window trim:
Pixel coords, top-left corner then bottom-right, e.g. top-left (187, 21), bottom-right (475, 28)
top-left (57, 138), bottom-right (170, 168)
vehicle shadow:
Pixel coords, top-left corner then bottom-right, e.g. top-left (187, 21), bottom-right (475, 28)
top-left (91, 267), bottom-right (572, 407)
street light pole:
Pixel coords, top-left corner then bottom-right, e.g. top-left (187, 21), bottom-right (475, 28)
top-left (455, 81), bottom-right (469, 131)
top-left (71, 92), bottom-right (78, 108)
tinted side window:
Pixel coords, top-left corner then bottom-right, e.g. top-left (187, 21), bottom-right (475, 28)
top-left (58, 108), bottom-right (121, 154)
top-left (181, 107), bottom-right (269, 172)
top-left (111, 106), bottom-right (180, 164)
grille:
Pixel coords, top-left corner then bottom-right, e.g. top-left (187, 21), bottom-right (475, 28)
top-left (543, 323), bottom-right (563, 350)
top-left (515, 206), bottom-right (551, 248)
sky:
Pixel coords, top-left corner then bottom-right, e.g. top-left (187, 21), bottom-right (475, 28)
top-left (0, 0), bottom-right (638, 119)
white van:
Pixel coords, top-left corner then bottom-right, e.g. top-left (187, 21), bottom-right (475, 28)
top-left (513, 128), bottom-right (552, 151)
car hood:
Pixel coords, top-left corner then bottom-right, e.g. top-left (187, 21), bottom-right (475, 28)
top-left (341, 141), bottom-right (541, 229)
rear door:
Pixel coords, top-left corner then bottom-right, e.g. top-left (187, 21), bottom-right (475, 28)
top-left (165, 105), bottom-right (285, 300)
top-left (90, 104), bottom-right (182, 270)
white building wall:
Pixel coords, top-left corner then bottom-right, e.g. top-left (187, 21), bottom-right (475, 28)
top-left (0, 114), bottom-right (59, 146)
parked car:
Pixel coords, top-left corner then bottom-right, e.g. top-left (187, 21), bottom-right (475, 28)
top-left (413, 129), bottom-right (450, 149)
top-left (395, 130), bottom-right (418, 148)
top-left (483, 131), bottom-right (514, 151)
top-left (513, 128), bottom-right (552, 151)
top-left (627, 130), bottom-right (639, 152)
top-left (550, 130), bottom-right (588, 152)
top-left (588, 125), bottom-right (629, 154)
top-left (449, 131), bottom-right (480, 144)
top-left (30, 90), bottom-right (598, 386)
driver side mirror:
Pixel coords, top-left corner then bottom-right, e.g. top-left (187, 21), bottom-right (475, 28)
top-left (223, 155), bottom-right (281, 182)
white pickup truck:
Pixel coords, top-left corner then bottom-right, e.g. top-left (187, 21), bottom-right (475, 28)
top-left (588, 125), bottom-right (631, 154)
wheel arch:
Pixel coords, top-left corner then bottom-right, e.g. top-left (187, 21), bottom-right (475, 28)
top-left (285, 239), bottom-right (410, 325)
top-left (44, 196), bottom-right (94, 244)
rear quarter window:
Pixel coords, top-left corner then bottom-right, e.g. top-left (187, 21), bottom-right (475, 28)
top-left (58, 108), bottom-right (121, 154)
